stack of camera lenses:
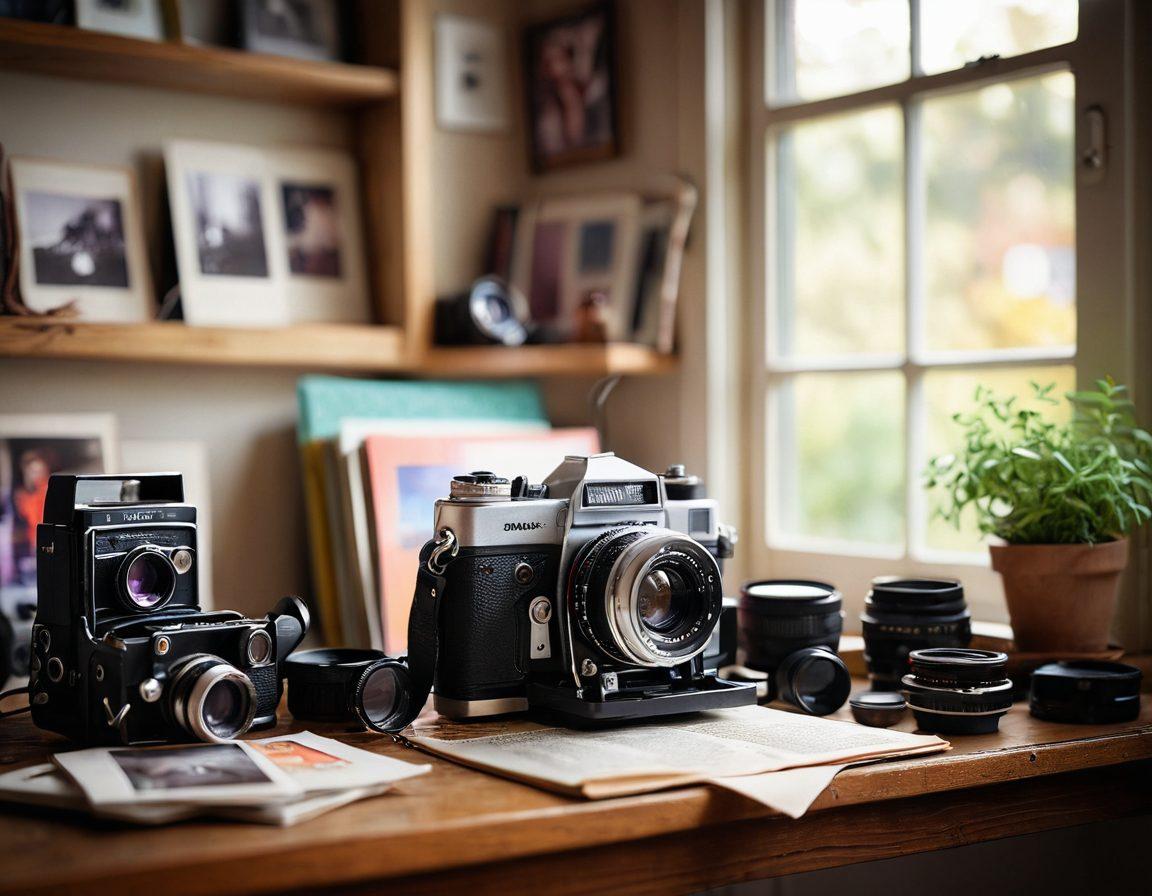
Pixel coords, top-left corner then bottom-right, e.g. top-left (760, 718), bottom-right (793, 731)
top-left (861, 577), bottom-right (971, 690)
top-left (902, 648), bottom-right (1013, 734)
top-left (737, 580), bottom-right (851, 716)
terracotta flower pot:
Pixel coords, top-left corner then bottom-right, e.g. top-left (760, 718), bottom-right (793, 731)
top-left (988, 538), bottom-right (1129, 653)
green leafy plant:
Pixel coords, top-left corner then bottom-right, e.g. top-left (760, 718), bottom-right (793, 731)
top-left (926, 379), bottom-right (1152, 545)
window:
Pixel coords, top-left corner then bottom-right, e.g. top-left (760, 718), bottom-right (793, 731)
top-left (748, 1), bottom-right (1130, 620)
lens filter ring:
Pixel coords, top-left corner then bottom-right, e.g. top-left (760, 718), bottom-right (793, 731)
top-left (353, 659), bottom-right (414, 734)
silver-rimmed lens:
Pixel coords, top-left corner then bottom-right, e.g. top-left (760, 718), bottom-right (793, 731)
top-left (118, 546), bottom-right (177, 612)
top-left (572, 527), bottom-right (722, 669)
top-left (168, 654), bottom-right (257, 742)
top-left (245, 629), bottom-right (273, 666)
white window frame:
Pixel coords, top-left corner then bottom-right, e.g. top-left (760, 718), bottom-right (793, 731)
top-left (744, 0), bottom-right (1138, 625)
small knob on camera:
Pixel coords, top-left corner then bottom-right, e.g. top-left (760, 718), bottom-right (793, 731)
top-left (450, 471), bottom-right (512, 501)
top-left (662, 464), bottom-right (704, 500)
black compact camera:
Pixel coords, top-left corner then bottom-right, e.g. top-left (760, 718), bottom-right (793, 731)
top-left (29, 473), bottom-right (308, 745)
top-left (424, 453), bottom-right (754, 723)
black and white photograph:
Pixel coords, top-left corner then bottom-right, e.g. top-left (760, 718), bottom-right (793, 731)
top-left (23, 192), bottom-right (128, 288)
top-left (112, 746), bottom-right (270, 792)
top-left (187, 171), bottom-right (269, 278)
top-left (75, 0), bottom-right (164, 40)
top-left (282, 182), bottom-right (341, 277)
top-left (241, 0), bottom-right (342, 62)
top-left (10, 158), bottom-right (154, 321)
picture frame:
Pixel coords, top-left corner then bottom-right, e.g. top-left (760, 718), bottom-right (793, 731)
top-left (511, 193), bottom-right (641, 341)
top-left (270, 147), bottom-right (371, 324)
top-left (435, 14), bottom-right (511, 134)
top-left (10, 158), bottom-right (155, 322)
top-left (240, 0), bottom-right (342, 62)
top-left (161, 0), bottom-right (233, 47)
top-left (0, 414), bottom-right (117, 684)
top-left (76, 0), bottom-right (164, 41)
top-left (165, 140), bottom-right (287, 327)
top-left (523, 2), bottom-right (620, 172)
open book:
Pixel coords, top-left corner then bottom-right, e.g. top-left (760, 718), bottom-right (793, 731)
top-left (408, 705), bottom-right (948, 801)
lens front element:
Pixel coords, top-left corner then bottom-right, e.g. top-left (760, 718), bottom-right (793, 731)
top-left (354, 659), bottom-right (413, 733)
top-left (637, 569), bottom-right (688, 632)
top-left (169, 654), bottom-right (258, 742)
top-left (119, 547), bottom-right (177, 611)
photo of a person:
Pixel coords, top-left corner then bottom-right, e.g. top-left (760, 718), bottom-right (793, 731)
top-left (525, 4), bottom-right (619, 171)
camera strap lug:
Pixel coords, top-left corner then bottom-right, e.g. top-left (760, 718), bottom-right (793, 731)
top-left (102, 697), bottom-right (131, 742)
top-left (427, 527), bottom-right (459, 575)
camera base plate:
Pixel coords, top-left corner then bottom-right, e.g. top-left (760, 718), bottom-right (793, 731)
top-left (526, 676), bottom-right (756, 725)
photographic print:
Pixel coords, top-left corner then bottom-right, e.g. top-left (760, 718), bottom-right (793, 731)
top-left (241, 0), bottom-right (342, 62)
top-left (76, 0), bottom-right (164, 41)
top-left (270, 147), bottom-right (369, 323)
top-left (113, 745), bottom-right (270, 791)
top-left (24, 192), bottom-right (128, 288)
top-left (282, 183), bottom-right (341, 277)
top-left (249, 732), bottom-right (431, 792)
top-left (524, 2), bottom-right (619, 172)
top-left (188, 171), bottom-right (269, 278)
top-left (165, 140), bottom-right (289, 327)
top-left (435, 14), bottom-right (510, 133)
top-left (0, 415), bottom-right (116, 685)
top-left (10, 158), bottom-right (154, 321)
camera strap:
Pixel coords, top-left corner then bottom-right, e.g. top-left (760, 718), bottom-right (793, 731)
top-left (386, 533), bottom-right (456, 733)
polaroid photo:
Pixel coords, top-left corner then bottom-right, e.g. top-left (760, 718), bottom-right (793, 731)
top-left (240, 0), bottom-right (342, 62)
top-left (249, 731), bottom-right (430, 793)
top-left (165, 140), bottom-right (288, 327)
top-left (10, 158), bottom-right (155, 321)
top-left (76, 0), bottom-right (165, 41)
top-left (54, 742), bottom-right (303, 806)
top-left (269, 148), bottom-right (370, 324)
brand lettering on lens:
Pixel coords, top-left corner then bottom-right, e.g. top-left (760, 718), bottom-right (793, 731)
top-left (504, 521), bottom-right (545, 531)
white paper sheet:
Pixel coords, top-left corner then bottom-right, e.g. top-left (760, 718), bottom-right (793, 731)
top-left (709, 764), bottom-right (847, 819)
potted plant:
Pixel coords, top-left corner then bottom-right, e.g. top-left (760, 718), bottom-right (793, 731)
top-left (926, 379), bottom-right (1152, 653)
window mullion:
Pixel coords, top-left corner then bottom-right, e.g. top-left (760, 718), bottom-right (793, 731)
top-left (903, 91), bottom-right (925, 559)
top-left (909, 0), bottom-right (922, 78)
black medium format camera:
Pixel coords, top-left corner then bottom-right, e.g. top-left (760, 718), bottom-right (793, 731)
top-left (427, 453), bottom-right (755, 722)
top-left (30, 473), bottom-right (308, 745)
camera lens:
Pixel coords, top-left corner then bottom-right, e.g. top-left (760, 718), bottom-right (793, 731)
top-left (571, 527), bottom-right (722, 668)
top-left (862, 577), bottom-right (971, 690)
top-left (169, 654), bottom-right (257, 742)
top-left (354, 660), bottom-right (413, 733)
top-left (902, 648), bottom-right (1013, 735)
top-left (119, 547), bottom-right (177, 611)
top-left (776, 647), bottom-right (852, 716)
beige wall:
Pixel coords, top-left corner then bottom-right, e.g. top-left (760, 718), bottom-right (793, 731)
top-left (0, 0), bottom-right (704, 619)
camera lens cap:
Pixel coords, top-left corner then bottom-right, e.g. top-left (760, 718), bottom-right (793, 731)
top-left (353, 658), bottom-right (414, 734)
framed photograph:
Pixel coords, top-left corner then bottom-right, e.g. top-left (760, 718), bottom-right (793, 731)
top-left (271, 148), bottom-right (370, 324)
top-left (240, 0), bottom-right (342, 62)
top-left (435, 14), bottom-right (510, 133)
top-left (165, 140), bottom-right (288, 327)
top-left (10, 158), bottom-right (154, 321)
top-left (524, 2), bottom-right (620, 172)
top-left (0, 414), bottom-right (116, 684)
top-left (76, 0), bottom-right (164, 41)
top-left (162, 0), bottom-right (234, 47)
top-left (512, 193), bottom-right (641, 341)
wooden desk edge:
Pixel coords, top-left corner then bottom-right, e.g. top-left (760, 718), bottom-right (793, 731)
top-left (2, 721), bottom-right (1149, 896)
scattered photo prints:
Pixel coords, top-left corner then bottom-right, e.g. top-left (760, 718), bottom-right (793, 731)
top-left (10, 158), bottom-right (154, 321)
top-left (112, 745), bottom-right (271, 792)
top-left (524, 2), bottom-right (619, 171)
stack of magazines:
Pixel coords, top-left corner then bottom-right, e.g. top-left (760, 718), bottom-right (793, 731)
top-left (0, 732), bottom-right (429, 826)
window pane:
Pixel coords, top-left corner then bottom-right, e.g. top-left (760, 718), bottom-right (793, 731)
top-left (922, 71), bottom-right (1075, 352)
top-left (775, 371), bottom-right (905, 545)
top-left (922, 365), bottom-right (1076, 553)
top-left (776, 106), bottom-right (903, 357)
top-left (920, 0), bottom-right (1078, 75)
top-left (779, 0), bottom-right (910, 104)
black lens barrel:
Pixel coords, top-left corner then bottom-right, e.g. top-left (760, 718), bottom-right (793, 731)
top-left (902, 648), bottom-right (1013, 735)
top-left (286, 648), bottom-right (391, 721)
top-left (862, 577), bottom-right (971, 690)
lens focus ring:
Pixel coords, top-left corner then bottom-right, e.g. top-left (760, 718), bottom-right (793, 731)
top-left (168, 654), bottom-right (257, 743)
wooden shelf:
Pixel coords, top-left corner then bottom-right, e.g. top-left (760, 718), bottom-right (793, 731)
top-left (0, 19), bottom-right (398, 106)
top-left (0, 318), bottom-right (677, 377)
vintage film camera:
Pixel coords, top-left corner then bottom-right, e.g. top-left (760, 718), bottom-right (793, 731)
top-left (426, 453), bottom-right (755, 723)
top-left (29, 473), bottom-right (308, 745)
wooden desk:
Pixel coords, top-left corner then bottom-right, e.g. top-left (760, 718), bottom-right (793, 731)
top-left (1, 686), bottom-right (1149, 896)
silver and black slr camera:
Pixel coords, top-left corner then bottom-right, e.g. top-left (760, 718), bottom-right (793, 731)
top-left (427, 453), bottom-right (755, 723)
top-left (29, 473), bottom-right (308, 745)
